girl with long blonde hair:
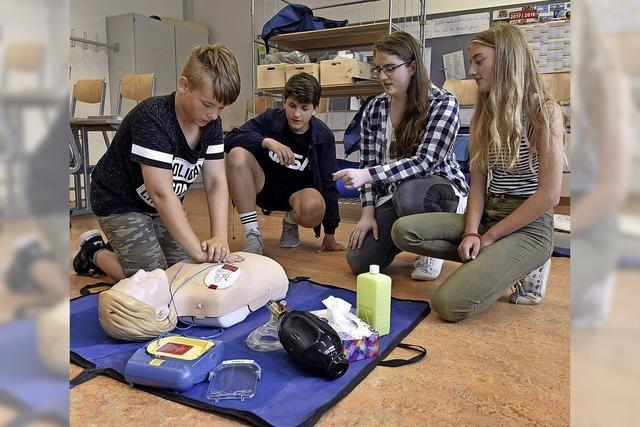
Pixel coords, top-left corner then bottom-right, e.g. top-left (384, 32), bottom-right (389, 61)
top-left (334, 31), bottom-right (469, 279)
top-left (391, 24), bottom-right (565, 322)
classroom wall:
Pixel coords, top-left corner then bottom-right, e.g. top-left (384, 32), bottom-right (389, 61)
top-left (1, 0), bottom-right (68, 157)
top-left (428, 0), bottom-right (548, 14)
top-left (260, 1), bottom-right (550, 23)
top-left (69, 0), bottom-right (183, 164)
top-left (191, 0), bottom-right (254, 130)
top-left (68, 0), bottom-right (574, 167)
top-left (69, 0), bottom-right (182, 117)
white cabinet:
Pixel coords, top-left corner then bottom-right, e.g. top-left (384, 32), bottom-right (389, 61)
top-left (106, 13), bottom-right (208, 115)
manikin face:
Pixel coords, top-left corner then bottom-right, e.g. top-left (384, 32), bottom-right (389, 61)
top-left (284, 97), bottom-right (317, 134)
top-left (373, 51), bottom-right (415, 97)
top-left (177, 76), bottom-right (226, 127)
top-left (468, 42), bottom-right (496, 93)
top-left (113, 269), bottom-right (171, 321)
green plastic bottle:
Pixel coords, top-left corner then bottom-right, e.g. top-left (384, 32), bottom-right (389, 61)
top-left (356, 264), bottom-right (391, 336)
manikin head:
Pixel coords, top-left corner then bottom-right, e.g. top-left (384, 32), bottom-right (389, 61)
top-left (98, 269), bottom-right (176, 341)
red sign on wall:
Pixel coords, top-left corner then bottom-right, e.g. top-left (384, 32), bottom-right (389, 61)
top-left (509, 8), bottom-right (539, 24)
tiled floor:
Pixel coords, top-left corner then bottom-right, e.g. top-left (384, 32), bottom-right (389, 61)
top-left (70, 188), bottom-right (570, 426)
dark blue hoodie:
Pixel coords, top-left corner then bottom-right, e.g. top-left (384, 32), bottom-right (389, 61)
top-left (224, 108), bottom-right (340, 236)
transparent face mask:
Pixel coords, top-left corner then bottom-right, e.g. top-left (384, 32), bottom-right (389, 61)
top-left (245, 300), bottom-right (287, 352)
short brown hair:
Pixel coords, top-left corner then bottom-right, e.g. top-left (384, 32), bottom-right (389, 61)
top-left (283, 72), bottom-right (321, 107)
top-left (181, 44), bottom-right (241, 105)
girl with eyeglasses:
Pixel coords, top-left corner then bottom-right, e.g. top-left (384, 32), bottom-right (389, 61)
top-left (334, 31), bottom-right (469, 280)
top-left (391, 24), bottom-right (565, 322)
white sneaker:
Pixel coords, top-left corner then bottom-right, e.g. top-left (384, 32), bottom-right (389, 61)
top-left (411, 256), bottom-right (444, 281)
top-left (510, 258), bottom-right (551, 305)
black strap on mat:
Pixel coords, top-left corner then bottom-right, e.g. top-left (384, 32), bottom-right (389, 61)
top-left (379, 343), bottom-right (427, 367)
top-left (70, 366), bottom-right (112, 388)
top-left (79, 282), bottom-right (112, 296)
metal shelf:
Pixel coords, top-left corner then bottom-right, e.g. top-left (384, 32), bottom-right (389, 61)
top-left (268, 23), bottom-right (399, 52)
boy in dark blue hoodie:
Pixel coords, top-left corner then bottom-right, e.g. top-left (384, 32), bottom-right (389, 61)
top-left (225, 73), bottom-right (343, 255)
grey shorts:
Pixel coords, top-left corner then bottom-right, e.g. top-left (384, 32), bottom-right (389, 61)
top-left (97, 211), bottom-right (188, 277)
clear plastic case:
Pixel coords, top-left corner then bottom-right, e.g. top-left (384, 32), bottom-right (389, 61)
top-left (206, 360), bottom-right (261, 402)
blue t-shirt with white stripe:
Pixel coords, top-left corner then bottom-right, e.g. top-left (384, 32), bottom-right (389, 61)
top-left (90, 92), bottom-right (224, 216)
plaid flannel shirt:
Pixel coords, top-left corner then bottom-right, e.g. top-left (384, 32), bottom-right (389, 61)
top-left (359, 83), bottom-right (469, 207)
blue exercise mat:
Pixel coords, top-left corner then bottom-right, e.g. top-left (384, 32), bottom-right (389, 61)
top-left (70, 278), bottom-right (430, 427)
top-left (0, 317), bottom-right (69, 425)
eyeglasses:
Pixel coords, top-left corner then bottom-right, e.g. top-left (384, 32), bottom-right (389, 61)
top-left (372, 62), bottom-right (410, 78)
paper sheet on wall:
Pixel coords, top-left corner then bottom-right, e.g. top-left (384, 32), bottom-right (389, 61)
top-left (518, 20), bottom-right (571, 72)
top-left (443, 50), bottom-right (466, 80)
top-left (426, 12), bottom-right (489, 39)
top-left (423, 47), bottom-right (432, 77)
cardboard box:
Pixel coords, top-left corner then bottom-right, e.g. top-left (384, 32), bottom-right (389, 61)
top-left (311, 309), bottom-right (379, 362)
top-left (257, 64), bottom-right (286, 89)
top-left (285, 63), bottom-right (320, 83)
top-left (320, 58), bottom-right (371, 86)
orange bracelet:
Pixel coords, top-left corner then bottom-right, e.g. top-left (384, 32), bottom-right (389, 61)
top-left (462, 232), bottom-right (482, 240)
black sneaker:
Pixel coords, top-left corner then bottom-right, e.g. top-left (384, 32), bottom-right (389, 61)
top-left (72, 230), bottom-right (107, 276)
top-left (4, 236), bottom-right (47, 293)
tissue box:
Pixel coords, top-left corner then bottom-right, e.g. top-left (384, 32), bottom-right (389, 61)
top-left (311, 309), bottom-right (379, 362)
top-left (341, 328), bottom-right (379, 362)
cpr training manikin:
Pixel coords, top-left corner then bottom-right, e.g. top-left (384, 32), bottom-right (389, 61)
top-left (98, 252), bottom-right (289, 341)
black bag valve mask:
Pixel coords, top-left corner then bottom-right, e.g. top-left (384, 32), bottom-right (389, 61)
top-left (267, 300), bottom-right (349, 380)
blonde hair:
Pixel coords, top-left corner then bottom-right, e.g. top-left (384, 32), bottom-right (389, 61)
top-left (181, 44), bottom-right (241, 105)
top-left (374, 31), bottom-right (431, 159)
top-left (468, 24), bottom-right (558, 173)
top-left (98, 289), bottom-right (176, 342)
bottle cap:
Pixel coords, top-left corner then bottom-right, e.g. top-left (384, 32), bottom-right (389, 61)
top-left (369, 265), bottom-right (380, 274)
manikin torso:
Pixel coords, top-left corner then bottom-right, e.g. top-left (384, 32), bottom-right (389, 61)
top-left (101, 252), bottom-right (289, 340)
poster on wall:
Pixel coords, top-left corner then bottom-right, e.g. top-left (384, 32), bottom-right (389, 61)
top-left (493, 3), bottom-right (570, 23)
top-left (443, 50), bottom-right (466, 80)
top-left (425, 12), bottom-right (490, 39)
top-left (493, 7), bottom-right (520, 21)
top-left (519, 20), bottom-right (571, 72)
top-left (509, 7), bottom-right (539, 25)
top-left (423, 46), bottom-right (432, 76)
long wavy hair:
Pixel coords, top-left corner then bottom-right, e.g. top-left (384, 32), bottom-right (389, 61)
top-left (374, 31), bottom-right (430, 159)
top-left (469, 24), bottom-right (557, 173)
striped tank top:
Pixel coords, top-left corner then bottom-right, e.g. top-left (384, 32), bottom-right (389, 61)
top-left (488, 132), bottom-right (539, 196)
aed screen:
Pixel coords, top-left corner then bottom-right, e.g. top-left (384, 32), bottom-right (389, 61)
top-left (155, 342), bottom-right (193, 355)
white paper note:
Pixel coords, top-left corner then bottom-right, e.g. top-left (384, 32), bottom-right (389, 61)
top-left (443, 50), bottom-right (466, 81)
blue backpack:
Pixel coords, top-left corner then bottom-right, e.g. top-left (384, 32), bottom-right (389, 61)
top-left (261, 4), bottom-right (348, 52)
top-left (343, 95), bottom-right (377, 155)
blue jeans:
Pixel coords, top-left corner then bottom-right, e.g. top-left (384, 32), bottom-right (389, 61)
top-left (346, 175), bottom-right (462, 275)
